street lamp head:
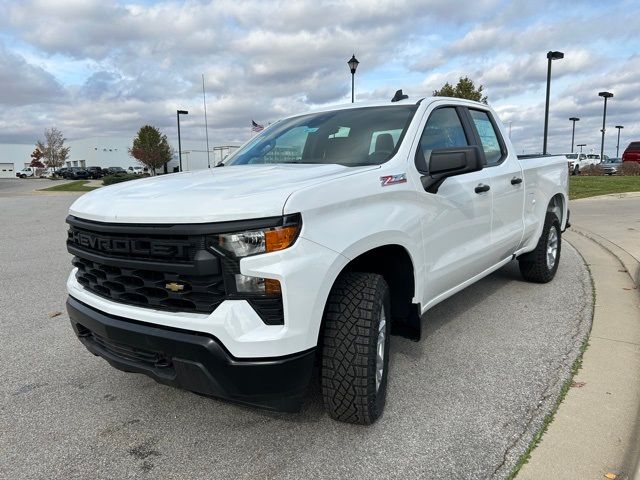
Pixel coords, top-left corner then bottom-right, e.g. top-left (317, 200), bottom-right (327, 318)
top-left (577, 144), bottom-right (586, 147)
top-left (598, 91), bottom-right (613, 98)
top-left (177, 109), bottom-right (189, 115)
top-left (547, 51), bottom-right (564, 60)
top-left (569, 117), bottom-right (579, 122)
top-left (347, 54), bottom-right (359, 74)
top-left (615, 125), bottom-right (624, 129)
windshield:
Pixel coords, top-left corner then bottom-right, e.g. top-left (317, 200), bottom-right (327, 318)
top-left (225, 105), bottom-right (417, 167)
top-left (565, 154), bottom-right (578, 159)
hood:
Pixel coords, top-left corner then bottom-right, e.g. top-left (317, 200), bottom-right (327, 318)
top-left (69, 163), bottom-right (378, 224)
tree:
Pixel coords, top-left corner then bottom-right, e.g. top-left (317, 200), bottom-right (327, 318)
top-left (29, 148), bottom-right (45, 168)
top-left (36, 127), bottom-right (70, 171)
top-left (433, 76), bottom-right (488, 103)
top-left (129, 125), bottom-right (172, 175)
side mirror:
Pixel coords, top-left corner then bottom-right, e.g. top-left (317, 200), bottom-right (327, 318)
top-left (416, 145), bottom-right (484, 192)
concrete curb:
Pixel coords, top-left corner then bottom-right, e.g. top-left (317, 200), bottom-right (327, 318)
top-left (571, 225), bottom-right (640, 287)
top-left (517, 230), bottom-right (640, 480)
top-left (572, 192), bottom-right (640, 201)
top-left (568, 230), bottom-right (640, 480)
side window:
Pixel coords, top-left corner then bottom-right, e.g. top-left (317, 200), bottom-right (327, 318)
top-left (469, 109), bottom-right (503, 166)
top-left (419, 107), bottom-right (469, 158)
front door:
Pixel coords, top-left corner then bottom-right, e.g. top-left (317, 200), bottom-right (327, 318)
top-left (416, 106), bottom-right (494, 303)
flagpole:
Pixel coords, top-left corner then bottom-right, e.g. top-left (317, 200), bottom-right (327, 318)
top-left (202, 74), bottom-right (211, 168)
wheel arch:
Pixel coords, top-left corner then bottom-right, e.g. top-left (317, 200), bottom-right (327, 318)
top-left (547, 192), bottom-right (567, 228)
top-left (320, 243), bottom-right (422, 342)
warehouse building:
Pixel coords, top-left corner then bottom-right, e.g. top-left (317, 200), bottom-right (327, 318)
top-left (0, 137), bottom-right (239, 177)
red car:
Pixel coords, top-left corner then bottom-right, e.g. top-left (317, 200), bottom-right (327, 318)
top-left (622, 142), bottom-right (640, 163)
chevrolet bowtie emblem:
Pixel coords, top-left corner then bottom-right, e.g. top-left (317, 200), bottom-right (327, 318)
top-left (165, 282), bottom-right (185, 292)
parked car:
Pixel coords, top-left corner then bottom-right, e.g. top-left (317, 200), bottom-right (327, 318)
top-left (56, 167), bottom-right (70, 178)
top-left (622, 142), bottom-right (640, 164)
top-left (128, 166), bottom-right (147, 175)
top-left (106, 166), bottom-right (127, 175)
top-left (602, 157), bottom-right (622, 175)
top-left (63, 167), bottom-right (91, 180)
top-left (86, 166), bottom-right (104, 179)
top-left (16, 167), bottom-right (36, 178)
top-left (65, 96), bottom-right (569, 424)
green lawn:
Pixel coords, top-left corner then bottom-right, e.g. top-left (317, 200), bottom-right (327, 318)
top-left (39, 180), bottom-right (98, 192)
top-left (569, 175), bottom-right (640, 200)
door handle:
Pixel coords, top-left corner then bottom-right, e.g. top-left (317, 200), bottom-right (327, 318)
top-left (511, 177), bottom-right (523, 185)
top-left (475, 184), bottom-right (490, 193)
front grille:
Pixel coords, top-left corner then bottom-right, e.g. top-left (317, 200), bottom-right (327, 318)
top-left (67, 217), bottom-right (285, 324)
top-left (73, 256), bottom-right (225, 313)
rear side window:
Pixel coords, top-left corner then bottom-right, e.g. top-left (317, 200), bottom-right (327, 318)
top-left (627, 142), bottom-right (640, 151)
top-left (469, 109), bottom-right (503, 166)
top-left (419, 107), bottom-right (469, 156)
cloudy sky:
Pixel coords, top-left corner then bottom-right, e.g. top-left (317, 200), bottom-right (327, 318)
top-left (0, 0), bottom-right (638, 156)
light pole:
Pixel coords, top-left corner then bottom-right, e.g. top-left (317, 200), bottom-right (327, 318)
top-left (598, 91), bottom-right (613, 161)
top-left (543, 51), bottom-right (564, 155)
top-left (177, 109), bottom-right (188, 172)
top-left (577, 143), bottom-right (586, 153)
top-left (347, 54), bottom-right (359, 103)
top-left (569, 117), bottom-right (579, 153)
top-left (615, 125), bottom-right (624, 158)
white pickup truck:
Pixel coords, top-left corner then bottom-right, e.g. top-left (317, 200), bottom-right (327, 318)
top-left (565, 152), bottom-right (605, 175)
top-left (65, 96), bottom-right (568, 424)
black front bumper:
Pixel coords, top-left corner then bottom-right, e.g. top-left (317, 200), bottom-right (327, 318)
top-left (66, 296), bottom-right (315, 412)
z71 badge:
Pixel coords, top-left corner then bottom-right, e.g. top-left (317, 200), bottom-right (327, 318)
top-left (380, 173), bottom-right (407, 186)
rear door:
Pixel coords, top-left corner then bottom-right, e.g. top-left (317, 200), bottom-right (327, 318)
top-left (464, 108), bottom-right (525, 261)
top-left (415, 105), bottom-right (494, 302)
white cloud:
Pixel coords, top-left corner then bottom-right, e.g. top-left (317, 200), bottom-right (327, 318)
top-left (0, 44), bottom-right (65, 106)
top-left (0, 0), bottom-right (636, 159)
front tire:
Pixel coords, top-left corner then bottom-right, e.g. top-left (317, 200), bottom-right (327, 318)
top-left (573, 164), bottom-right (580, 175)
top-left (518, 212), bottom-right (561, 283)
top-left (321, 272), bottom-right (391, 425)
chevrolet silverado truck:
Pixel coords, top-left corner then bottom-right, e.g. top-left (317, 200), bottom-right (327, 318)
top-left (66, 96), bottom-right (568, 425)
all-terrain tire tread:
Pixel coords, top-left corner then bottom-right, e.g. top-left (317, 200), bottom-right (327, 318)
top-left (321, 272), bottom-right (389, 425)
top-left (518, 212), bottom-right (561, 283)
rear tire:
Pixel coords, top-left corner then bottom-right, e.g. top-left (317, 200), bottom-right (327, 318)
top-left (518, 212), bottom-right (561, 283)
top-left (321, 272), bottom-right (391, 425)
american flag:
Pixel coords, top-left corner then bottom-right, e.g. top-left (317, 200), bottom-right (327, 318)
top-left (251, 120), bottom-right (264, 132)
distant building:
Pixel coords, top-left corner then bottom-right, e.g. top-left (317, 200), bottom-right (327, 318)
top-left (0, 137), bottom-right (240, 178)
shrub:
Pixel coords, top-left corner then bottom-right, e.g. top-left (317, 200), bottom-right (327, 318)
top-left (580, 164), bottom-right (605, 176)
top-left (619, 162), bottom-right (640, 176)
top-left (103, 173), bottom-right (140, 185)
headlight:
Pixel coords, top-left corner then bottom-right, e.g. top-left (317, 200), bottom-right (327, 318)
top-left (214, 215), bottom-right (301, 258)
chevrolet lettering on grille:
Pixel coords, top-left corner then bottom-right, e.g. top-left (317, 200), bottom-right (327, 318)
top-left (69, 229), bottom-right (190, 258)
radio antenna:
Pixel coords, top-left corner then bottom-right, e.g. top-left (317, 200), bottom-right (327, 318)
top-left (202, 74), bottom-right (211, 168)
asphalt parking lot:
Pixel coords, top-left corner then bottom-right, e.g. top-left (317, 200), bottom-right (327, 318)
top-left (0, 179), bottom-right (592, 479)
